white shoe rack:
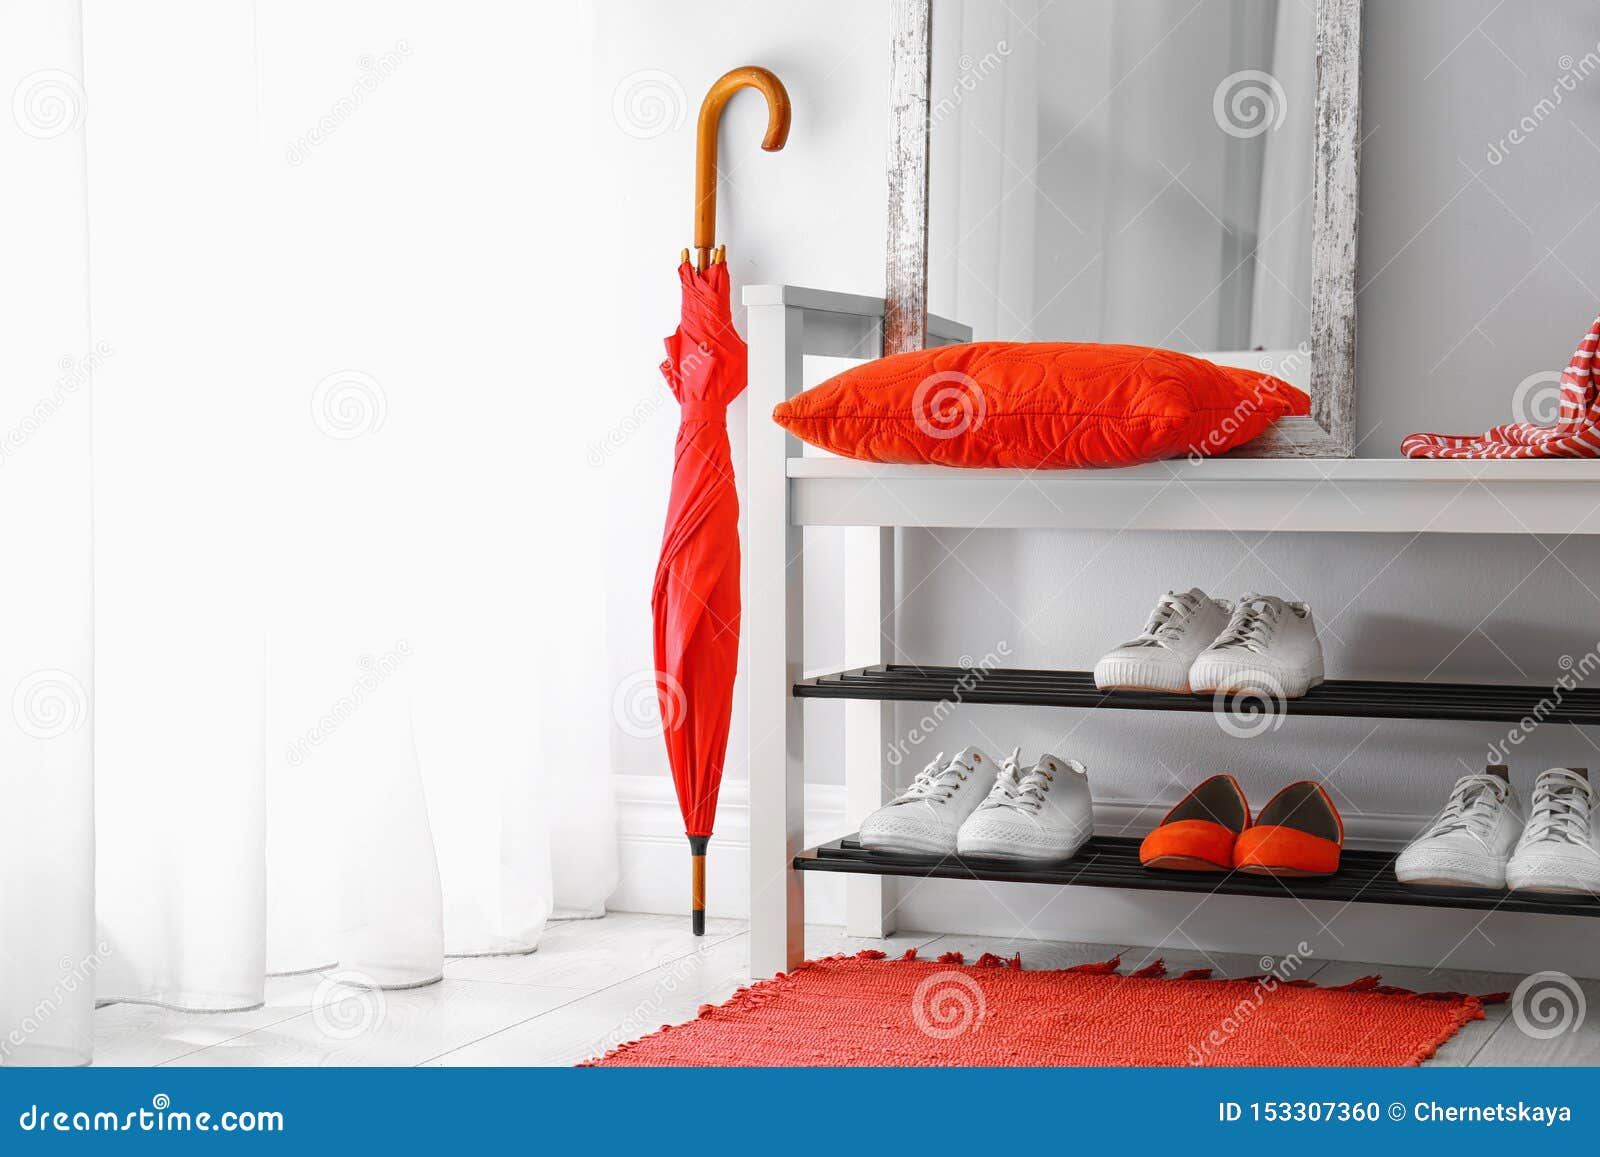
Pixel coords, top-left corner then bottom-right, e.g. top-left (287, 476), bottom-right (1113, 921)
top-left (743, 283), bottom-right (1600, 979)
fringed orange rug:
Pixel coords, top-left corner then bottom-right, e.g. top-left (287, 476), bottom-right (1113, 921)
top-left (585, 950), bottom-right (1503, 1067)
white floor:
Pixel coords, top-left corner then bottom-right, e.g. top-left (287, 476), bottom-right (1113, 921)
top-left (91, 913), bottom-right (1596, 1066)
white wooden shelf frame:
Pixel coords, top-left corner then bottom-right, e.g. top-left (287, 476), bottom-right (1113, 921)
top-left (744, 284), bottom-right (971, 978)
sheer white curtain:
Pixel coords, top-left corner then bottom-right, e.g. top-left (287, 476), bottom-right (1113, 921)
top-left (2, 0), bottom-right (616, 1063)
top-left (0, 0), bottom-right (96, 1067)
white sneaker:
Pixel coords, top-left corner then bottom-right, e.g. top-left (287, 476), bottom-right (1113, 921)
top-left (1188, 593), bottom-right (1325, 698)
top-left (1395, 770), bottom-right (1523, 888)
top-left (956, 749), bottom-right (1094, 862)
top-left (1093, 589), bottom-right (1232, 692)
top-left (1506, 768), bottom-right (1600, 894)
top-left (859, 746), bottom-right (996, 855)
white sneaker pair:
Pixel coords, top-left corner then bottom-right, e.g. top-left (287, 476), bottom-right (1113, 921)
top-left (1093, 588), bottom-right (1325, 698)
top-left (1396, 766), bottom-right (1600, 893)
top-left (858, 745), bottom-right (1094, 862)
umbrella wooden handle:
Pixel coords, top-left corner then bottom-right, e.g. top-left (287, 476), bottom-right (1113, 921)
top-left (694, 66), bottom-right (791, 272)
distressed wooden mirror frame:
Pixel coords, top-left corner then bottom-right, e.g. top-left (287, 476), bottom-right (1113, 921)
top-left (883, 0), bottom-right (1362, 458)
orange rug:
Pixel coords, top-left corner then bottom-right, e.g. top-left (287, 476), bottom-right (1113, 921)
top-left (585, 950), bottom-right (1502, 1067)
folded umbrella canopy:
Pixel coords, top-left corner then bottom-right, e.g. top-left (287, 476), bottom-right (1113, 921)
top-left (652, 66), bottom-right (789, 934)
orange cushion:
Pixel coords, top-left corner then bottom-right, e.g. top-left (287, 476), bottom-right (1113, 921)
top-left (1139, 819), bottom-right (1238, 870)
top-left (1232, 825), bottom-right (1342, 876)
top-left (772, 342), bottom-right (1309, 469)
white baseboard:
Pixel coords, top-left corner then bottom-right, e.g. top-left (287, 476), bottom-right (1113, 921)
top-left (611, 775), bottom-right (1600, 976)
top-left (609, 774), bottom-right (848, 924)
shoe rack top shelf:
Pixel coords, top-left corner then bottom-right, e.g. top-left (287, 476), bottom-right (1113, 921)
top-left (795, 835), bottom-right (1600, 918)
top-left (795, 664), bottom-right (1600, 726)
top-left (784, 456), bottom-right (1600, 533)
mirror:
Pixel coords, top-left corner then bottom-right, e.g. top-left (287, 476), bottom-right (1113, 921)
top-left (888, 0), bottom-right (1361, 457)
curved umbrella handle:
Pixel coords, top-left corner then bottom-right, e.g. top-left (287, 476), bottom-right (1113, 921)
top-left (694, 66), bottom-right (791, 272)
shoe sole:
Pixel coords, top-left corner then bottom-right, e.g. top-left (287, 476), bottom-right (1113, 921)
top-left (1398, 873), bottom-right (1505, 888)
top-left (860, 814), bottom-right (960, 857)
top-left (1141, 854), bottom-right (1229, 872)
top-left (1507, 873), bottom-right (1600, 895)
top-left (860, 836), bottom-right (955, 856)
top-left (1191, 666), bottom-right (1324, 699)
top-left (957, 837), bottom-right (1090, 862)
top-left (1395, 851), bottom-right (1507, 889)
top-left (1093, 657), bottom-right (1191, 694)
top-left (1234, 863), bottom-right (1337, 878)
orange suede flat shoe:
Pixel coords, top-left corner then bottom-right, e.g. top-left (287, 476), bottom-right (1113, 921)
top-left (1233, 781), bottom-right (1343, 877)
top-left (1140, 774), bottom-right (1251, 872)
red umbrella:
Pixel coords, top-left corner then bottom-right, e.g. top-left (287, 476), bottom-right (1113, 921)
top-left (653, 66), bottom-right (789, 935)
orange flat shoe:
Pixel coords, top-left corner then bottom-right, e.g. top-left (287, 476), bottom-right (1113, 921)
top-left (1140, 774), bottom-right (1250, 872)
top-left (1233, 781), bottom-right (1343, 877)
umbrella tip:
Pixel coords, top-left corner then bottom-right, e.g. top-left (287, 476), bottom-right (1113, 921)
top-left (680, 247), bottom-right (690, 265)
top-left (689, 834), bottom-right (709, 936)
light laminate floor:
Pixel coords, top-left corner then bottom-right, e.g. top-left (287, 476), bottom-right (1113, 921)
top-left (90, 913), bottom-right (1592, 1066)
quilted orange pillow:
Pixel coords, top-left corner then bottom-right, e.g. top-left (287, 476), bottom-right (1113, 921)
top-left (772, 342), bottom-right (1309, 468)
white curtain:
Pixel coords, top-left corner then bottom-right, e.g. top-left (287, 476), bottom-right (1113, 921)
top-left (0, 0), bottom-right (96, 1067)
top-left (2, 0), bottom-right (617, 1063)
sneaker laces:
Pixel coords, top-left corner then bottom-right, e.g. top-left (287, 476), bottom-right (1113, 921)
top-left (1523, 769), bottom-right (1593, 846)
top-left (1425, 773), bottom-right (1507, 841)
top-left (1209, 594), bottom-right (1280, 655)
top-left (893, 751), bottom-right (972, 806)
top-left (1126, 590), bottom-right (1202, 649)
top-left (983, 748), bottom-right (1050, 814)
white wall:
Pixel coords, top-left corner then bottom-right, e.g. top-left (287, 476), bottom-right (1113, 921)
top-left (596, 0), bottom-right (1600, 975)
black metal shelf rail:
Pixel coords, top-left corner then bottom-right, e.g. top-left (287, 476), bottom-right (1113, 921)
top-left (794, 664), bottom-right (1600, 725)
top-left (796, 835), bottom-right (1600, 918)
